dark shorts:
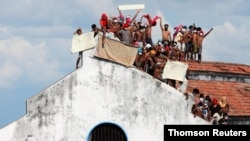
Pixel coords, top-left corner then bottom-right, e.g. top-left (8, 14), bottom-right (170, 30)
top-left (185, 42), bottom-right (192, 52)
top-left (146, 38), bottom-right (153, 46)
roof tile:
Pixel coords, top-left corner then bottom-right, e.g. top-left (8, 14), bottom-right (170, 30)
top-left (186, 61), bottom-right (250, 116)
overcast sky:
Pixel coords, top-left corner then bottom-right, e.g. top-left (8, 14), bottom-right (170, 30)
top-left (0, 0), bottom-right (250, 128)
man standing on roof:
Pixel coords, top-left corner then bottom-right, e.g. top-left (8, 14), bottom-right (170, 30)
top-left (140, 13), bottom-right (159, 46)
top-left (159, 17), bottom-right (172, 45)
top-left (74, 28), bottom-right (83, 69)
top-left (183, 25), bottom-right (194, 61)
top-left (192, 27), bottom-right (198, 62)
top-left (133, 23), bottom-right (146, 48)
top-left (197, 27), bottom-right (213, 63)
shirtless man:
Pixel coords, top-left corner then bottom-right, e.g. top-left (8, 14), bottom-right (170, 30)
top-left (197, 27), bottom-right (213, 63)
top-left (159, 17), bottom-right (172, 45)
top-left (143, 48), bottom-right (156, 75)
top-left (134, 50), bottom-right (146, 71)
top-left (140, 14), bottom-right (159, 46)
top-left (192, 28), bottom-right (198, 62)
top-left (182, 26), bottom-right (193, 61)
top-left (91, 24), bottom-right (102, 37)
top-left (171, 41), bottom-right (180, 60)
top-left (133, 24), bottom-right (146, 48)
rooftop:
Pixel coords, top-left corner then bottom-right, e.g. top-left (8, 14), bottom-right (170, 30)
top-left (186, 61), bottom-right (250, 116)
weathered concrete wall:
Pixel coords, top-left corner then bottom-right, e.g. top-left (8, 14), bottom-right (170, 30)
top-left (0, 49), bottom-right (208, 141)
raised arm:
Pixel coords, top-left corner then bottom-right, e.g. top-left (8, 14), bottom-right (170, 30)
top-left (131, 9), bottom-right (141, 23)
top-left (139, 15), bottom-right (144, 23)
top-left (204, 27), bottom-right (213, 38)
top-left (159, 17), bottom-right (164, 31)
top-left (118, 9), bottom-right (124, 19)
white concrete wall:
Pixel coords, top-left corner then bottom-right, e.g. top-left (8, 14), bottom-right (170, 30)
top-left (0, 49), bottom-right (209, 141)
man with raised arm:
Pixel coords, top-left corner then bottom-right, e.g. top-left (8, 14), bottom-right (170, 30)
top-left (197, 27), bottom-right (213, 63)
top-left (159, 17), bottom-right (172, 45)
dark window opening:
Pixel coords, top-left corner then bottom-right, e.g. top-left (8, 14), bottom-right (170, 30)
top-left (88, 123), bottom-right (127, 141)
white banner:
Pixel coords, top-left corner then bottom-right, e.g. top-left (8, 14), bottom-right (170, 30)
top-left (71, 32), bottom-right (95, 53)
top-left (118, 4), bottom-right (145, 10)
top-left (162, 60), bottom-right (189, 81)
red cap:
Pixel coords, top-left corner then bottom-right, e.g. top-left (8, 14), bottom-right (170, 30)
top-left (123, 23), bottom-right (129, 29)
top-left (101, 13), bottom-right (107, 19)
top-left (212, 98), bottom-right (218, 105)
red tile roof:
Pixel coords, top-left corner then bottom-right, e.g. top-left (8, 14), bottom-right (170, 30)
top-left (187, 61), bottom-right (250, 74)
top-left (185, 61), bottom-right (250, 116)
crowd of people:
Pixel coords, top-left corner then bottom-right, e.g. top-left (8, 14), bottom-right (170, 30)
top-left (73, 8), bottom-right (226, 124)
top-left (95, 8), bottom-right (213, 85)
top-left (74, 8), bottom-right (213, 71)
top-left (187, 88), bottom-right (230, 125)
